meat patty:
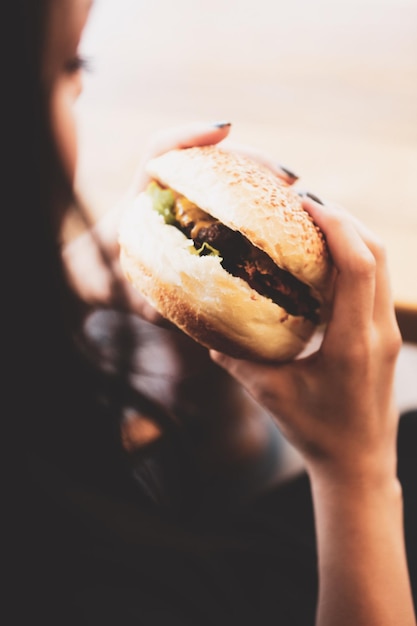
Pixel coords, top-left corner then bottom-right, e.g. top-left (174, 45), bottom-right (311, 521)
top-left (173, 195), bottom-right (320, 323)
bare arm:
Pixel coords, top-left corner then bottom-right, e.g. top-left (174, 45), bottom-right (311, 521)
top-left (312, 473), bottom-right (412, 625)
top-left (211, 197), bottom-right (416, 625)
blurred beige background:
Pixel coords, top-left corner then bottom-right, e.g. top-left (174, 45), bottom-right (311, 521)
top-left (75, 0), bottom-right (417, 315)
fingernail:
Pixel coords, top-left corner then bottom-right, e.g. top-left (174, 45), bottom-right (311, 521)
top-left (277, 164), bottom-right (299, 181)
top-left (212, 121), bottom-right (232, 129)
top-left (298, 191), bottom-right (324, 205)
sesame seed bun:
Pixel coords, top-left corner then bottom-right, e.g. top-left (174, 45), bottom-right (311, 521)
top-left (119, 146), bottom-right (332, 361)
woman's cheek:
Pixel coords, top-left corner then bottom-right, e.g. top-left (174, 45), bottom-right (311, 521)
top-left (50, 76), bottom-right (82, 182)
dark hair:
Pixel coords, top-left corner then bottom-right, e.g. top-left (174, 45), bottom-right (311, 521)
top-left (9, 0), bottom-right (172, 495)
top-left (8, 7), bottom-right (209, 598)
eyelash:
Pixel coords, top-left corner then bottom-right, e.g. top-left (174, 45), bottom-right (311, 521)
top-left (65, 55), bottom-right (92, 74)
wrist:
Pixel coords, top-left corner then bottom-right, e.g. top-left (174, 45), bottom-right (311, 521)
top-left (305, 439), bottom-right (399, 492)
top-left (308, 458), bottom-right (403, 513)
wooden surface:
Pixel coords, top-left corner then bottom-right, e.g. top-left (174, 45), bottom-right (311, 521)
top-left (74, 0), bottom-right (417, 336)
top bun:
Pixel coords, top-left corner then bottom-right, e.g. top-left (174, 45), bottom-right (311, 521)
top-left (146, 145), bottom-right (332, 297)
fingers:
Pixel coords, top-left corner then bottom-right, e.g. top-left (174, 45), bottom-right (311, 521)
top-left (132, 121), bottom-right (232, 191)
top-left (302, 197), bottom-right (400, 354)
top-left (132, 122), bottom-right (299, 196)
top-left (147, 120), bottom-right (232, 155)
top-left (305, 198), bottom-right (376, 338)
top-left (342, 215), bottom-right (399, 336)
top-left (220, 139), bottom-right (299, 186)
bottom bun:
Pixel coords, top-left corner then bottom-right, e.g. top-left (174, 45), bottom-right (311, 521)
top-left (119, 192), bottom-right (316, 361)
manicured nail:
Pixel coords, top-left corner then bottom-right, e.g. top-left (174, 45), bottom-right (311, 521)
top-left (298, 191), bottom-right (324, 205)
top-left (277, 164), bottom-right (299, 181)
top-left (212, 121), bottom-right (232, 129)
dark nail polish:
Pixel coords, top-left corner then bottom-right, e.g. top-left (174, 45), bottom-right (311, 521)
top-left (298, 191), bottom-right (324, 205)
top-left (278, 164), bottom-right (299, 181)
top-left (212, 121), bottom-right (232, 129)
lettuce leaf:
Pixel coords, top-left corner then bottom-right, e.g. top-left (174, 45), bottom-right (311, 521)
top-left (192, 241), bottom-right (221, 257)
top-left (147, 182), bottom-right (221, 257)
top-left (146, 181), bottom-right (176, 225)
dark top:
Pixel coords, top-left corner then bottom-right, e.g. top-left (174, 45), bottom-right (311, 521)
top-left (13, 409), bottom-right (416, 626)
top-left (22, 456), bottom-right (317, 626)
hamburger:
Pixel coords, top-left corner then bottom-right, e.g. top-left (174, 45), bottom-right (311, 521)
top-left (118, 145), bottom-right (333, 361)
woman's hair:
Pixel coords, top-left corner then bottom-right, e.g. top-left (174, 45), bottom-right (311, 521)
top-left (8, 10), bottom-right (265, 611)
top-left (8, 4), bottom-right (206, 557)
top-left (11, 0), bottom-right (173, 496)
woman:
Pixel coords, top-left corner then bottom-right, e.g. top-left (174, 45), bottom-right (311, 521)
top-left (10, 0), bottom-right (416, 624)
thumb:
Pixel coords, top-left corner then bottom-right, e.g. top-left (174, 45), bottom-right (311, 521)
top-left (209, 350), bottom-right (297, 416)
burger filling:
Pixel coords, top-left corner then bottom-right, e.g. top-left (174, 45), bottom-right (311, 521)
top-left (147, 181), bottom-right (320, 323)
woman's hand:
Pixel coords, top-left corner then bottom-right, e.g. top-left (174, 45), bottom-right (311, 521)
top-left (63, 121), bottom-right (232, 321)
top-left (211, 196), bottom-right (403, 484)
top-left (67, 124), bottom-right (304, 489)
top-left (211, 198), bottom-right (416, 626)
top-left (63, 121), bottom-right (299, 322)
